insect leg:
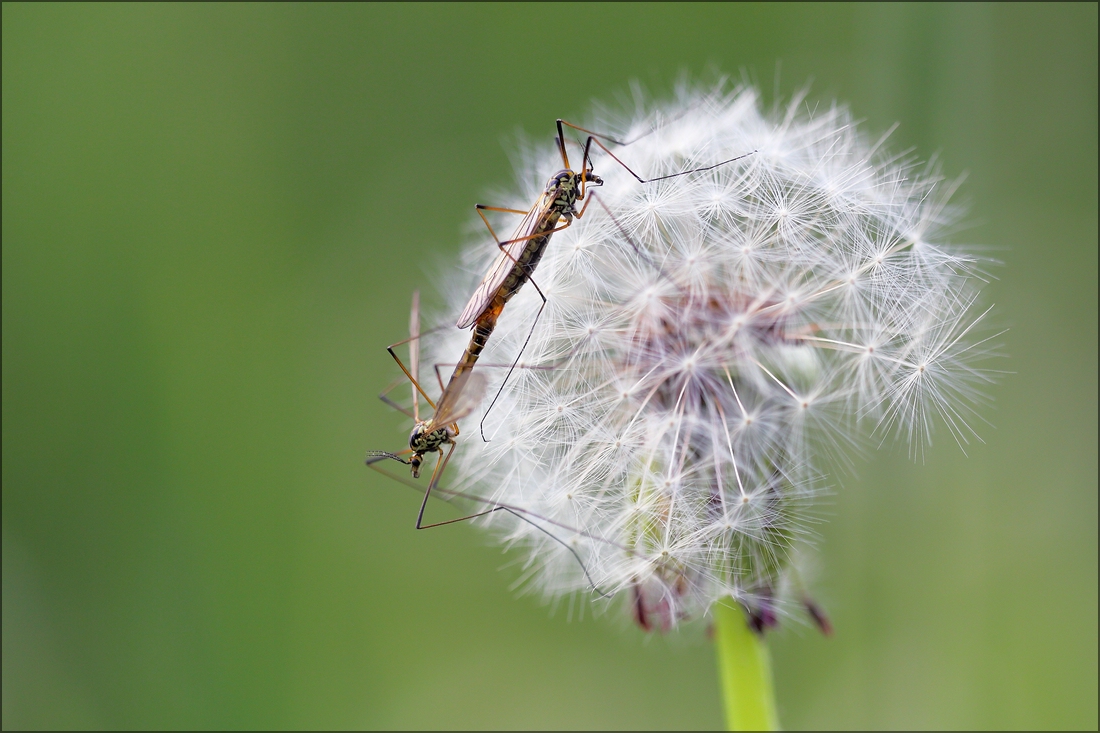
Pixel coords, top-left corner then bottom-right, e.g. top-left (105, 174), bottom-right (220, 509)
top-left (429, 325), bottom-right (594, 390)
top-left (474, 204), bottom-right (571, 250)
top-left (414, 444), bottom-right (455, 530)
top-left (394, 313), bottom-right (463, 399)
top-left (373, 446), bottom-right (614, 598)
top-left (468, 208), bottom-right (577, 438)
top-left (475, 204), bottom-right (531, 216)
top-left (473, 204), bottom-right (530, 256)
top-left (478, 252), bottom-right (563, 442)
top-left (378, 376), bottom-right (417, 420)
top-left (558, 89), bottom-right (726, 149)
top-left (477, 290), bottom-right (545, 442)
top-left (384, 322), bottom-right (454, 413)
top-left (429, 324), bottom-right (595, 442)
top-left (581, 189), bottom-right (683, 291)
top-left (557, 118), bottom-right (756, 185)
top-left (589, 134), bottom-right (755, 185)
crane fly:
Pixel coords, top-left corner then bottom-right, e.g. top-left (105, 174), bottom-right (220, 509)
top-left (444, 122), bottom-right (603, 405)
top-left (365, 291), bottom-right (488, 529)
top-left (454, 118), bottom-right (755, 438)
top-left (365, 292), bottom-right (614, 595)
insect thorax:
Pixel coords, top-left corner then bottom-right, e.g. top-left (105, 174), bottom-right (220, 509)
top-left (546, 169), bottom-right (579, 214)
top-left (409, 421), bottom-right (452, 453)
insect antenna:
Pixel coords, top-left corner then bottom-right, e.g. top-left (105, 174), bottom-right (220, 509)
top-left (364, 450), bottom-right (412, 466)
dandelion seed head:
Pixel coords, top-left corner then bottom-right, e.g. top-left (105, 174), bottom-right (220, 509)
top-left (426, 82), bottom-right (997, 630)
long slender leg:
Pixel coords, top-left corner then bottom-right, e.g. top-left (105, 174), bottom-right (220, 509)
top-left (368, 450), bottom-right (623, 597)
top-left (473, 205), bottom-right (571, 320)
top-left (557, 90), bottom-right (724, 149)
top-left (429, 328), bottom-right (595, 388)
top-left (378, 376), bottom-right (417, 420)
top-left (476, 294), bottom-right (548, 442)
top-left (424, 503), bottom-right (613, 599)
top-left (466, 256), bottom-right (559, 443)
top-left (370, 456), bottom-right (623, 549)
top-left (476, 204), bottom-right (530, 216)
top-left (433, 333), bottom-right (589, 438)
top-left (469, 208), bottom-right (577, 438)
top-left (381, 316), bottom-right (495, 420)
top-left (473, 204), bottom-right (530, 256)
top-left (472, 204), bottom-right (571, 320)
top-left (583, 189), bottom-right (681, 290)
top-left (556, 117), bottom-right (756, 185)
top-left (555, 125), bottom-right (571, 169)
top-left (383, 320), bottom-right (459, 413)
top-left (475, 205), bottom-right (572, 254)
top-left (377, 444), bottom-right (610, 597)
top-left (415, 444), bottom-right (454, 529)
top-left (586, 134), bottom-right (755, 185)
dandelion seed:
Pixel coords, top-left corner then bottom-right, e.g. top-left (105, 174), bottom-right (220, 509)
top-left (425, 81), bottom-right (998, 632)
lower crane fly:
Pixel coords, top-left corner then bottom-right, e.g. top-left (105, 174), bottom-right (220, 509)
top-left (366, 292), bottom-right (614, 594)
top-left (456, 118), bottom-right (754, 438)
top-left (365, 291), bottom-right (488, 529)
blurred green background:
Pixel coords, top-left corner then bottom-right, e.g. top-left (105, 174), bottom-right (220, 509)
top-left (3, 3), bottom-right (1096, 729)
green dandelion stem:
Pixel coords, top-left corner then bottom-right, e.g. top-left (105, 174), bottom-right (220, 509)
top-left (714, 600), bottom-right (779, 731)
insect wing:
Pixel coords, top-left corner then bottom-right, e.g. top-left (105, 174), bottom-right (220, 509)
top-left (431, 370), bottom-right (488, 427)
top-left (456, 194), bottom-right (549, 329)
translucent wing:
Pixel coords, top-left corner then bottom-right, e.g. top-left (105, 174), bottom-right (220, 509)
top-left (430, 369), bottom-right (488, 428)
top-left (456, 193), bottom-right (552, 329)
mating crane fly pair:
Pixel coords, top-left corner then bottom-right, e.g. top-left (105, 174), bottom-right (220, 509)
top-left (366, 117), bottom-right (754, 541)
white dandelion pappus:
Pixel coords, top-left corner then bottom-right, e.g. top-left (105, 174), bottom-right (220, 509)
top-left (422, 82), bottom-right (997, 631)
